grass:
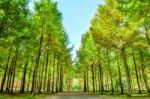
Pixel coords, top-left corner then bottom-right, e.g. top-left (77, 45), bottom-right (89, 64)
top-left (0, 93), bottom-right (149, 99)
top-left (0, 94), bottom-right (49, 99)
top-left (101, 96), bottom-right (150, 99)
top-left (1, 95), bottom-right (150, 99)
top-left (0, 95), bottom-right (35, 99)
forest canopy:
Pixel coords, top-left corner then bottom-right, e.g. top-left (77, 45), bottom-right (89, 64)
top-left (0, 0), bottom-right (150, 98)
top-left (0, 0), bottom-right (72, 95)
top-left (76, 0), bottom-right (150, 97)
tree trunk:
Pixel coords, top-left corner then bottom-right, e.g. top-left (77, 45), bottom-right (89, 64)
top-left (91, 61), bottom-right (95, 93)
top-left (106, 73), bottom-right (109, 91)
top-left (131, 45), bottom-right (141, 93)
top-left (47, 61), bottom-right (51, 92)
top-left (38, 55), bottom-right (45, 94)
top-left (11, 48), bottom-right (19, 94)
top-left (106, 48), bottom-right (113, 94)
top-left (27, 69), bottom-right (32, 92)
top-left (55, 57), bottom-right (60, 93)
top-left (52, 53), bottom-right (56, 94)
top-left (98, 50), bottom-right (104, 93)
top-left (83, 69), bottom-right (87, 92)
top-left (121, 47), bottom-right (132, 96)
top-left (86, 67), bottom-right (89, 92)
top-left (31, 32), bottom-right (43, 95)
top-left (44, 50), bottom-right (49, 92)
top-left (59, 64), bottom-right (63, 92)
top-left (20, 60), bottom-right (28, 93)
top-left (139, 49), bottom-right (150, 94)
top-left (95, 69), bottom-right (98, 92)
top-left (6, 57), bottom-right (14, 93)
top-left (0, 47), bottom-right (12, 92)
top-left (116, 50), bottom-right (123, 94)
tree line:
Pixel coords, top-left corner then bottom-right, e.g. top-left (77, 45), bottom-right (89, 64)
top-left (76, 0), bottom-right (150, 97)
top-left (0, 0), bottom-right (72, 95)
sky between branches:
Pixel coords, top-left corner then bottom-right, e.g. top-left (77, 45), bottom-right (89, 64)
top-left (29, 0), bottom-right (104, 60)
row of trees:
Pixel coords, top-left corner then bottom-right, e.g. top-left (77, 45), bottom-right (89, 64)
top-left (0, 0), bottom-right (72, 95)
top-left (76, 0), bottom-right (150, 96)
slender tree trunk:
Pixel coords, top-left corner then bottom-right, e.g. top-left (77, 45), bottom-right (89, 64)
top-left (31, 33), bottom-right (43, 95)
top-left (6, 57), bottom-right (14, 93)
top-left (20, 60), bottom-right (28, 93)
top-left (0, 47), bottom-right (12, 92)
top-left (52, 53), bottom-right (56, 94)
top-left (98, 69), bottom-right (100, 92)
top-left (38, 55), bottom-right (45, 94)
top-left (83, 69), bottom-right (87, 92)
top-left (106, 48), bottom-right (113, 94)
top-left (139, 49), bottom-right (150, 94)
top-left (116, 50), bottom-right (123, 94)
top-left (98, 50), bottom-right (104, 93)
top-left (55, 57), bottom-right (60, 93)
top-left (59, 64), bottom-right (63, 92)
top-left (106, 73), bottom-right (109, 91)
top-left (138, 68), bottom-right (143, 91)
top-left (86, 67), bottom-right (89, 92)
top-left (95, 69), bottom-right (98, 92)
top-left (44, 50), bottom-right (49, 92)
top-left (121, 47), bottom-right (132, 96)
top-left (27, 69), bottom-right (32, 92)
top-left (131, 45), bottom-right (141, 93)
top-left (11, 48), bottom-right (19, 94)
top-left (47, 61), bottom-right (51, 92)
top-left (91, 61), bottom-right (95, 93)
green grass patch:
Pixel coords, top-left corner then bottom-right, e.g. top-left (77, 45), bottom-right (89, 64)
top-left (0, 94), bottom-right (50, 99)
top-left (101, 95), bottom-right (150, 99)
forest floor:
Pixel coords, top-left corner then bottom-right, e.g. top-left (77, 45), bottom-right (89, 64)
top-left (0, 92), bottom-right (150, 99)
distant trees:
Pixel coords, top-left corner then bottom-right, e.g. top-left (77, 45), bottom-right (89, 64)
top-left (0, 0), bottom-right (72, 95)
top-left (76, 0), bottom-right (150, 97)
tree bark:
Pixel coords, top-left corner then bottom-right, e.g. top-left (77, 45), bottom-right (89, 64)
top-left (47, 60), bottom-right (51, 92)
top-left (0, 47), bottom-right (12, 92)
top-left (6, 57), bottom-right (14, 93)
top-left (38, 54), bottom-right (45, 94)
top-left (139, 49), bottom-right (150, 94)
top-left (86, 67), bottom-right (89, 92)
top-left (11, 48), bottom-right (19, 94)
top-left (56, 56), bottom-right (60, 93)
top-left (44, 49), bottom-right (49, 92)
top-left (83, 69), bottom-right (87, 92)
top-left (52, 53), bottom-right (56, 94)
top-left (131, 45), bottom-right (141, 93)
top-left (31, 32), bottom-right (43, 95)
top-left (20, 60), bottom-right (28, 93)
top-left (59, 64), bottom-right (63, 92)
top-left (121, 47), bottom-right (132, 96)
top-left (106, 48), bottom-right (113, 94)
top-left (91, 61), bottom-right (95, 93)
top-left (116, 50), bottom-right (123, 94)
top-left (98, 50), bottom-right (104, 94)
top-left (27, 69), bottom-right (32, 92)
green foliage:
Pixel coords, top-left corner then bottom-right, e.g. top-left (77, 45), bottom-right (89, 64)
top-left (76, 0), bottom-right (150, 96)
top-left (0, 0), bottom-right (72, 94)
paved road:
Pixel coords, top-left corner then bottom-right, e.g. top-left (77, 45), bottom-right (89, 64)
top-left (43, 93), bottom-right (104, 99)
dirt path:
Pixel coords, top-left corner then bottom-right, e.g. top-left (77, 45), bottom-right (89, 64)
top-left (43, 92), bottom-right (104, 99)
